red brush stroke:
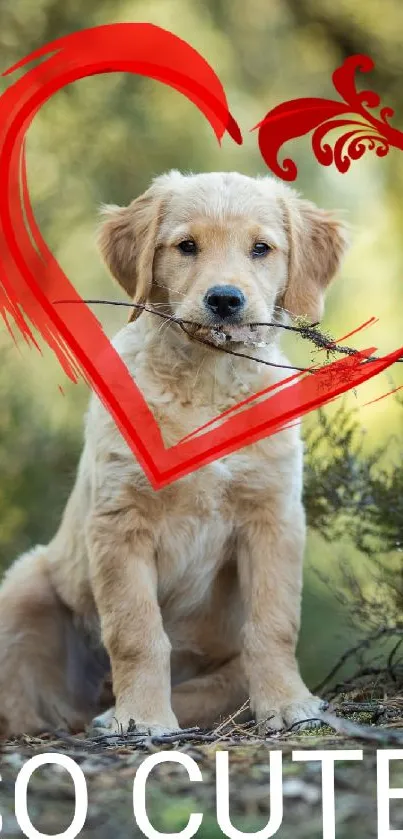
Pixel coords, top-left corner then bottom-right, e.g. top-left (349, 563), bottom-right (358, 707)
top-left (1, 26), bottom-right (402, 489)
top-left (336, 317), bottom-right (378, 343)
top-left (254, 54), bottom-right (403, 180)
top-left (363, 385), bottom-right (403, 407)
top-left (178, 321), bottom-right (379, 443)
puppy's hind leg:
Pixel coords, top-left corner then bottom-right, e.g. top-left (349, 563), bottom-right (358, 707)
top-left (172, 656), bottom-right (249, 730)
top-left (0, 547), bottom-right (107, 736)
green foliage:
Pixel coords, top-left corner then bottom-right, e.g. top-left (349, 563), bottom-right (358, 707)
top-left (304, 399), bottom-right (403, 634)
top-left (0, 350), bottom-right (80, 569)
top-left (304, 400), bottom-right (403, 556)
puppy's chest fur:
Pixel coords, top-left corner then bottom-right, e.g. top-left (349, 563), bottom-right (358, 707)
top-left (93, 334), bottom-right (302, 620)
top-left (154, 460), bottom-right (235, 614)
top-left (138, 438), bottom-right (298, 622)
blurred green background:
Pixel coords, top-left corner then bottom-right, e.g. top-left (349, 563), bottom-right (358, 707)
top-left (1, 0), bottom-right (402, 689)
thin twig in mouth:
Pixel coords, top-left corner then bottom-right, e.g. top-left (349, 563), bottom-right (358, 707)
top-left (177, 322), bottom-right (310, 372)
top-left (52, 298), bottom-right (403, 373)
top-left (53, 298), bottom-right (310, 372)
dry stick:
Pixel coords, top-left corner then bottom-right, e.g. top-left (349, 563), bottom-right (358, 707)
top-left (178, 322), bottom-right (311, 372)
top-left (282, 717), bottom-right (327, 734)
top-left (314, 626), bottom-right (403, 694)
top-left (54, 299), bottom-right (310, 372)
top-left (54, 298), bottom-right (403, 371)
top-left (320, 710), bottom-right (403, 746)
top-left (91, 729), bottom-right (217, 747)
top-left (211, 700), bottom-right (251, 740)
top-left (387, 637), bottom-right (403, 682)
top-left (325, 667), bottom-right (387, 701)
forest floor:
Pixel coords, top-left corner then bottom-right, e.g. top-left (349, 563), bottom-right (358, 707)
top-left (2, 693), bottom-right (403, 838)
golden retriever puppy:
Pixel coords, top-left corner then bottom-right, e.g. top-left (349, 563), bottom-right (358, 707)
top-left (0, 171), bottom-right (347, 737)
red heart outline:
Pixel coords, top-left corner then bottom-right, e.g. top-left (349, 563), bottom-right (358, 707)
top-left (1, 23), bottom-right (402, 489)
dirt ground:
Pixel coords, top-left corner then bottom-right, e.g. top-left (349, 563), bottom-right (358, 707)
top-left (2, 700), bottom-right (403, 838)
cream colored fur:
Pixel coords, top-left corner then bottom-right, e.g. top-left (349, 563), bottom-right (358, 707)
top-left (0, 171), bottom-right (348, 737)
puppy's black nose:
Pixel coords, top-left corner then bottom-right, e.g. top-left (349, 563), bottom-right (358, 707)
top-left (204, 285), bottom-right (246, 320)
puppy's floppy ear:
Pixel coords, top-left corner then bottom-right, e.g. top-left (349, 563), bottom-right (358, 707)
top-left (97, 186), bottom-right (163, 318)
top-left (280, 193), bottom-right (349, 323)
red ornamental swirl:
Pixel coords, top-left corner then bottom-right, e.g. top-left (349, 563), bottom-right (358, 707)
top-left (255, 54), bottom-right (403, 181)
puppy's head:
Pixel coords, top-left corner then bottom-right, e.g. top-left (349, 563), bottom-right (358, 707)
top-left (98, 171), bottom-right (348, 345)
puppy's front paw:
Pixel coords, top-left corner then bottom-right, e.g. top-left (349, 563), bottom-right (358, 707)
top-left (90, 706), bottom-right (118, 735)
top-left (254, 694), bottom-right (328, 735)
top-left (90, 705), bottom-right (180, 737)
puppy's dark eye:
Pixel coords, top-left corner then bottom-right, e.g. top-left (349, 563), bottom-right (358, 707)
top-left (251, 242), bottom-right (271, 257)
top-left (178, 239), bottom-right (198, 255)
